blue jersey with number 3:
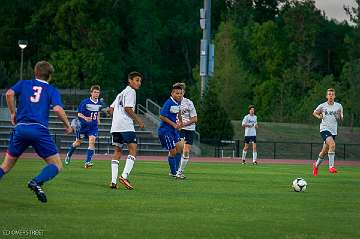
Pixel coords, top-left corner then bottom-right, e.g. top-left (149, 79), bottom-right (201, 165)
top-left (11, 79), bottom-right (63, 127)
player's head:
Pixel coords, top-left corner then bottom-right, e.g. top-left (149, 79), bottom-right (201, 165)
top-left (34, 61), bottom-right (54, 82)
top-left (172, 82), bottom-right (186, 97)
top-left (326, 88), bottom-right (335, 103)
top-left (248, 105), bottom-right (255, 115)
top-left (171, 84), bottom-right (183, 102)
top-left (90, 85), bottom-right (101, 100)
top-left (128, 71), bottom-right (143, 90)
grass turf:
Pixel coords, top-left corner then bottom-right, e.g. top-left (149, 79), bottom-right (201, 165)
top-left (0, 159), bottom-right (359, 239)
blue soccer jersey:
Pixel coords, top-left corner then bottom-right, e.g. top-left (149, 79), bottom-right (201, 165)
top-left (77, 98), bottom-right (102, 133)
top-left (159, 97), bottom-right (181, 131)
top-left (11, 79), bottom-right (63, 127)
top-left (7, 79), bottom-right (63, 158)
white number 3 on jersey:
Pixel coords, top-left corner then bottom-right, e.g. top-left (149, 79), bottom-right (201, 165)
top-left (30, 86), bottom-right (43, 103)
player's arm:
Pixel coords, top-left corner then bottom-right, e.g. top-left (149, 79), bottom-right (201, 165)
top-left (313, 110), bottom-right (323, 120)
top-left (6, 89), bottom-right (16, 125)
top-left (125, 107), bottom-right (144, 129)
top-left (77, 112), bottom-right (92, 122)
top-left (160, 115), bottom-right (180, 129)
top-left (53, 105), bottom-right (73, 134)
top-left (183, 116), bottom-right (197, 127)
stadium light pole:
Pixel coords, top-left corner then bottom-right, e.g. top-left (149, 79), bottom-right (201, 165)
top-left (18, 40), bottom-right (28, 81)
top-left (200, 0), bottom-right (212, 100)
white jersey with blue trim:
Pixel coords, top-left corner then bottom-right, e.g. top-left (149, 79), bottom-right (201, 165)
top-left (180, 97), bottom-right (197, 131)
top-left (110, 86), bottom-right (136, 133)
top-left (314, 101), bottom-right (343, 135)
top-left (242, 114), bottom-right (257, 137)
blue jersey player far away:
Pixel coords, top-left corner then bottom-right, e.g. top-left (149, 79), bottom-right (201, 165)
top-left (64, 85), bottom-right (102, 168)
top-left (0, 61), bottom-right (73, 203)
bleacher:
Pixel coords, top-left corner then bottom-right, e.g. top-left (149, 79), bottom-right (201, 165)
top-left (0, 109), bottom-right (168, 156)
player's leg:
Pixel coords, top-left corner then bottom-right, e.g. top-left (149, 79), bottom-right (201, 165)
top-left (174, 139), bottom-right (184, 171)
top-left (0, 153), bottom-right (19, 180)
top-left (159, 130), bottom-right (178, 176)
top-left (242, 141), bottom-right (249, 164)
top-left (119, 143), bottom-right (136, 190)
top-left (252, 142), bottom-right (257, 164)
top-left (84, 135), bottom-right (96, 168)
top-left (64, 139), bottom-right (81, 165)
top-left (110, 145), bottom-right (122, 189)
top-left (326, 136), bottom-right (337, 173)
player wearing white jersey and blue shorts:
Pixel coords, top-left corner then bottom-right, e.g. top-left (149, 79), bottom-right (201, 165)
top-left (108, 72), bottom-right (144, 190)
top-left (174, 83), bottom-right (197, 179)
top-left (241, 105), bottom-right (258, 165)
top-left (312, 88), bottom-right (343, 176)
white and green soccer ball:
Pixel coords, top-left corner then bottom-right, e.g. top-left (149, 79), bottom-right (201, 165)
top-left (292, 178), bottom-right (307, 192)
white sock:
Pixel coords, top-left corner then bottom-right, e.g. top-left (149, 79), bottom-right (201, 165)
top-left (111, 160), bottom-right (119, 184)
top-left (253, 152), bottom-right (257, 162)
top-left (178, 156), bottom-right (189, 173)
top-left (328, 152), bottom-right (335, 168)
top-left (242, 150), bottom-right (247, 161)
top-left (122, 155), bottom-right (135, 179)
top-left (315, 156), bottom-right (324, 167)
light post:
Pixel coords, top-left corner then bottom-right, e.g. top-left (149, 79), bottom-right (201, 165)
top-left (18, 40), bottom-right (28, 80)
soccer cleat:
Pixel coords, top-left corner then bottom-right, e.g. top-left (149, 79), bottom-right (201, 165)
top-left (242, 160), bottom-right (246, 165)
top-left (84, 162), bottom-right (94, 169)
top-left (109, 182), bottom-right (118, 189)
top-left (28, 180), bottom-right (47, 203)
top-left (64, 153), bottom-right (71, 166)
top-left (253, 161), bottom-right (258, 165)
top-left (168, 172), bottom-right (176, 177)
top-left (176, 171), bottom-right (186, 180)
top-left (119, 176), bottom-right (134, 190)
top-left (329, 167), bottom-right (337, 173)
top-left (313, 163), bottom-right (318, 176)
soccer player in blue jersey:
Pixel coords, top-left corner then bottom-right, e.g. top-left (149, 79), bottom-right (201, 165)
top-left (158, 84), bottom-right (183, 177)
top-left (64, 85), bottom-right (102, 168)
top-left (0, 61), bottom-right (73, 203)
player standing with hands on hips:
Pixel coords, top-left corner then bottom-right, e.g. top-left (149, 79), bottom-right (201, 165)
top-left (312, 88), bottom-right (343, 176)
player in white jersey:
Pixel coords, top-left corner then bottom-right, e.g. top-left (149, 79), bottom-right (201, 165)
top-left (108, 72), bottom-right (144, 189)
top-left (312, 88), bottom-right (343, 176)
top-left (241, 105), bottom-right (258, 165)
top-left (173, 83), bottom-right (197, 179)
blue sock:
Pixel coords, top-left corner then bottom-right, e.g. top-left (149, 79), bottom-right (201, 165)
top-left (67, 145), bottom-right (76, 158)
top-left (34, 164), bottom-right (59, 184)
top-left (0, 168), bottom-right (5, 180)
top-left (175, 153), bottom-right (181, 171)
top-left (167, 156), bottom-right (177, 175)
top-left (85, 149), bottom-right (94, 163)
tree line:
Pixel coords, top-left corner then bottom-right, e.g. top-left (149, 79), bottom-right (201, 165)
top-left (0, 0), bottom-right (359, 140)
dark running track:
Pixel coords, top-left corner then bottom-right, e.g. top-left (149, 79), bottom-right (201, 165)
top-left (1, 152), bottom-right (360, 166)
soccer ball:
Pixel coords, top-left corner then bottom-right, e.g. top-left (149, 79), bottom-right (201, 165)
top-left (292, 178), bottom-right (307, 192)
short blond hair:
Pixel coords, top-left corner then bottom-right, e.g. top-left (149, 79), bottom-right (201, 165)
top-left (327, 88), bottom-right (335, 93)
top-left (172, 82), bottom-right (186, 90)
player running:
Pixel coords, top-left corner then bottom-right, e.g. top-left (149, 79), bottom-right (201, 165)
top-left (312, 88), bottom-right (343, 176)
top-left (64, 85), bottom-right (102, 168)
top-left (0, 61), bottom-right (72, 203)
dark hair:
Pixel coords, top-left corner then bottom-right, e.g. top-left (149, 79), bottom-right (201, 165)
top-left (172, 82), bottom-right (186, 90)
top-left (172, 84), bottom-right (183, 91)
top-left (128, 71), bottom-right (143, 80)
top-left (34, 61), bottom-right (54, 81)
top-left (248, 105), bottom-right (255, 112)
top-left (90, 85), bottom-right (101, 93)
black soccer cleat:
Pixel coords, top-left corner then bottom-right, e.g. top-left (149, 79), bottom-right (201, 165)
top-left (28, 180), bottom-right (47, 203)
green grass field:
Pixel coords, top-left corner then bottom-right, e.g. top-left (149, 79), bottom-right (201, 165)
top-left (1, 159), bottom-right (359, 239)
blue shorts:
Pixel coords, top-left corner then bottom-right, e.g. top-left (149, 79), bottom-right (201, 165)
top-left (320, 130), bottom-right (336, 142)
top-left (111, 132), bottom-right (137, 147)
top-left (180, 129), bottom-right (195, 145)
top-left (76, 126), bottom-right (98, 139)
top-left (7, 123), bottom-right (58, 159)
top-left (158, 128), bottom-right (180, 150)
top-left (244, 136), bottom-right (256, 144)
